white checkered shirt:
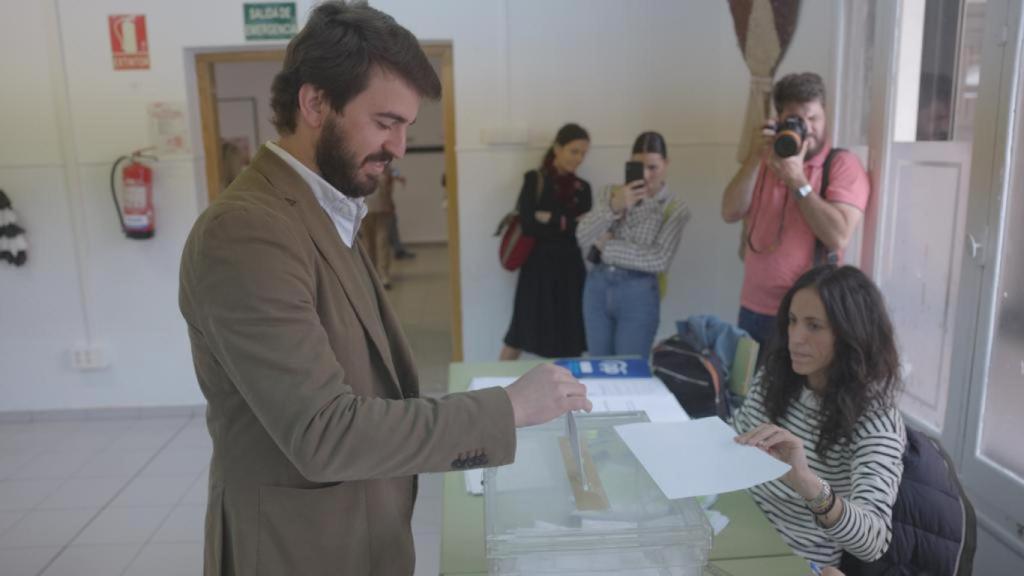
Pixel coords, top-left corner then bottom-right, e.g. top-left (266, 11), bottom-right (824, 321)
top-left (576, 184), bottom-right (691, 273)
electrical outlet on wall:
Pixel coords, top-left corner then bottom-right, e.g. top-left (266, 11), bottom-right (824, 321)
top-left (70, 344), bottom-right (110, 371)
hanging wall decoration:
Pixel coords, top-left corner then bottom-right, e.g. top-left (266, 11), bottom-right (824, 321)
top-left (0, 189), bottom-right (28, 266)
top-left (728, 0), bottom-right (802, 162)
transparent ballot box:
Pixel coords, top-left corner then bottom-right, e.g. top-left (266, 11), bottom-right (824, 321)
top-left (484, 411), bottom-right (713, 575)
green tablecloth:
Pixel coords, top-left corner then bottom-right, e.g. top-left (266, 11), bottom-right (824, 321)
top-left (440, 361), bottom-right (807, 576)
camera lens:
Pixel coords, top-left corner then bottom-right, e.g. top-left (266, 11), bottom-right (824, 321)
top-left (773, 116), bottom-right (807, 158)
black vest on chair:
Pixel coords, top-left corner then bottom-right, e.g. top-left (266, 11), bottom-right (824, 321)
top-left (841, 427), bottom-right (976, 576)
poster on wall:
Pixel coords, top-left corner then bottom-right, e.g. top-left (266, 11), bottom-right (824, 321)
top-left (244, 3), bottom-right (298, 41)
top-left (147, 103), bottom-right (190, 156)
top-left (108, 15), bottom-right (150, 71)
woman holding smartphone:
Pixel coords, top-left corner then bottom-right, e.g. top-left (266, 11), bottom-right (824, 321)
top-left (576, 131), bottom-right (691, 357)
top-left (501, 123), bottom-right (592, 360)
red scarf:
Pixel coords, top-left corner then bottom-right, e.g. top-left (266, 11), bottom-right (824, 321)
top-left (543, 159), bottom-right (581, 211)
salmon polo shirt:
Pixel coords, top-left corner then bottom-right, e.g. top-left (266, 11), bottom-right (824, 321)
top-left (740, 143), bottom-right (870, 316)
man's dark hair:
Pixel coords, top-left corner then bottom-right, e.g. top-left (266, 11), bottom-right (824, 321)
top-left (761, 265), bottom-right (902, 459)
top-left (772, 72), bottom-right (827, 115)
top-left (270, 1), bottom-right (441, 134)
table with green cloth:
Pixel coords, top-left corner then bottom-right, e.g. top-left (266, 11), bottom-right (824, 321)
top-left (440, 360), bottom-right (811, 576)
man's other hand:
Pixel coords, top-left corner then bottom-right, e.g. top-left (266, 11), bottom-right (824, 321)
top-left (505, 364), bottom-right (591, 428)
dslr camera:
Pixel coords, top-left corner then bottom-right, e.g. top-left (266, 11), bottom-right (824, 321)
top-left (773, 116), bottom-right (807, 158)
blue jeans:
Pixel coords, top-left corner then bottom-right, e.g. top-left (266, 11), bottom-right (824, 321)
top-left (738, 306), bottom-right (776, 365)
top-left (583, 265), bottom-right (660, 357)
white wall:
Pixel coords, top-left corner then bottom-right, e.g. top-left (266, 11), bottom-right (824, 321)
top-left (0, 0), bottom-right (837, 411)
top-left (374, 0), bottom-right (837, 360)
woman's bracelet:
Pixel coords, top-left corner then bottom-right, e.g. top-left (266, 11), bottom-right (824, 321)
top-left (812, 490), bottom-right (837, 518)
top-left (805, 477), bottom-right (833, 515)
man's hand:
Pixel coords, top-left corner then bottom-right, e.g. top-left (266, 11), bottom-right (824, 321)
top-left (505, 364), bottom-right (592, 428)
top-left (610, 181), bottom-right (647, 214)
top-left (766, 136), bottom-right (811, 191)
top-left (535, 210), bottom-right (553, 224)
top-left (595, 232), bottom-right (612, 251)
top-left (753, 119), bottom-right (777, 164)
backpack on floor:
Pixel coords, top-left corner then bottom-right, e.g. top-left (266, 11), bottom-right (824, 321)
top-left (652, 335), bottom-right (732, 420)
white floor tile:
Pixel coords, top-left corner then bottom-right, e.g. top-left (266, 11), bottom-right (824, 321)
top-left (0, 511), bottom-right (26, 538)
top-left (418, 472), bottom-right (445, 496)
top-left (0, 547), bottom-right (61, 576)
top-left (109, 476), bottom-right (194, 508)
top-left (0, 452), bottom-right (37, 482)
top-left (73, 506), bottom-right (170, 546)
top-left (0, 479), bottom-right (65, 512)
top-left (41, 544), bottom-right (141, 576)
top-left (123, 542), bottom-right (202, 576)
top-left (38, 476), bottom-right (130, 509)
top-left (75, 449), bottom-right (156, 478)
top-left (179, 472), bottom-right (209, 506)
top-left (413, 531), bottom-right (442, 576)
top-left (151, 505), bottom-right (205, 543)
top-left (412, 493), bottom-right (443, 533)
top-left (8, 450), bottom-right (93, 480)
top-left (0, 508), bottom-right (97, 549)
top-left (139, 449), bottom-right (210, 479)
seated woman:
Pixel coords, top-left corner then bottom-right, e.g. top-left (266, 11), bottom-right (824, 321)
top-left (576, 131), bottom-right (691, 357)
top-left (733, 265), bottom-right (905, 569)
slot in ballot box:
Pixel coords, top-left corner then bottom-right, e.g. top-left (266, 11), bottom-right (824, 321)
top-left (483, 411), bottom-right (713, 575)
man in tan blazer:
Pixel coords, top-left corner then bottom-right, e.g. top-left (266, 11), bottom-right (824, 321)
top-left (179, 3), bottom-right (590, 575)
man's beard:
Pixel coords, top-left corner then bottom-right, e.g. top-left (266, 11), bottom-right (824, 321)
top-left (805, 134), bottom-right (826, 161)
top-left (315, 115), bottom-right (392, 199)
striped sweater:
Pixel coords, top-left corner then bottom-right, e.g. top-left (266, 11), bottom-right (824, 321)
top-left (732, 378), bottom-right (906, 566)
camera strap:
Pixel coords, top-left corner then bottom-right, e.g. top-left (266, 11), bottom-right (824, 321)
top-left (813, 148), bottom-right (845, 266)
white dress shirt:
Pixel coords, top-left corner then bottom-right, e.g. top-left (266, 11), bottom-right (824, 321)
top-left (266, 141), bottom-right (367, 248)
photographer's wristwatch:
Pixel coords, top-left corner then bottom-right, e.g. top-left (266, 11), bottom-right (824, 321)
top-left (794, 183), bottom-right (813, 199)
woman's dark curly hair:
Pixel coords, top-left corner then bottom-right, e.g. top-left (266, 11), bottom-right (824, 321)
top-left (762, 265), bottom-right (902, 457)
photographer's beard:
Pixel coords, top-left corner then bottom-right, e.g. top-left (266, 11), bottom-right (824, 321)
top-left (315, 114), bottom-right (392, 199)
top-left (804, 132), bottom-right (826, 162)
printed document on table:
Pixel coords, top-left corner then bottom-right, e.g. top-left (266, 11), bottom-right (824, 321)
top-left (614, 417), bottom-right (791, 499)
top-left (464, 376), bottom-right (688, 495)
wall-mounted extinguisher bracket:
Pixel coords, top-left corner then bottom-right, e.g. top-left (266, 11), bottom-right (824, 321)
top-left (110, 148), bottom-right (157, 240)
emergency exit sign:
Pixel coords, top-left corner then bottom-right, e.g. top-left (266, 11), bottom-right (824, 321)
top-left (244, 3), bottom-right (297, 41)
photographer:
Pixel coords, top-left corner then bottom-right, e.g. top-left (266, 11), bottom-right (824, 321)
top-left (721, 73), bottom-right (869, 351)
top-left (577, 132), bottom-right (691, 357)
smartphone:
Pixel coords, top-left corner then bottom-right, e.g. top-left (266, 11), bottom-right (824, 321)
top-left (625, 161), bottom-right (644, 184)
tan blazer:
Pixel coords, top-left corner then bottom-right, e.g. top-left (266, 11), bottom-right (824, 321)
top-left (179, 146), bottom-right (516, 575)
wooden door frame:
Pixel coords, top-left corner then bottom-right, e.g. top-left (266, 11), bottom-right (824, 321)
top-left (191, 41), bottom-right (464, 361)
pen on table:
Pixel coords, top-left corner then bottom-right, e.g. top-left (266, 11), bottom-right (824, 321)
top-left (808, 561), bottom-right (824, 575)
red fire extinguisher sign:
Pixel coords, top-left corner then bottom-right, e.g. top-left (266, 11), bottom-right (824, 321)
top-left (108, 15), bottom-right (150, 71)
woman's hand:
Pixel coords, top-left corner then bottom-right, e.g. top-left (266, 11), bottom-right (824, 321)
top-left (610, 181), bottom-right (647, 214)
top-left (535, 210), bottom-right (552, 224)
top-left (735, 423), bottom-right (819, 497)
top-left (595, 232), bottom-right (612, 251)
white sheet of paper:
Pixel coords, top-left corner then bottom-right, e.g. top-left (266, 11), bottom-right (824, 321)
top-left (463, 376), bottom-right (689, 495)
top-left (614, 417), bottom-right (791, 499)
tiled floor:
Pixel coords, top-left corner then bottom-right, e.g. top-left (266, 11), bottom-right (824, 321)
top-left (0, 416), bottom-right (446, 576)
top-left (0, 243), bottom-right (454, 576)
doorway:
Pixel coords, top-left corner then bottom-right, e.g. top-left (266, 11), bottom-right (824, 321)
top-left (188, 43), bottom-right (464, 392)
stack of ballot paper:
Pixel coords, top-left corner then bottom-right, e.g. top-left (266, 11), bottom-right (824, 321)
top-left (464, 375), bottom-right (687, 495)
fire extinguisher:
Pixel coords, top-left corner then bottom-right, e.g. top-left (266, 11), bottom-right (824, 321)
top-left (110, 149), bottom-right (157, 239)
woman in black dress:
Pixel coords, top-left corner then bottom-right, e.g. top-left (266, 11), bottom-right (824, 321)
top-left (501, 123), bottom-right (592, 360)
